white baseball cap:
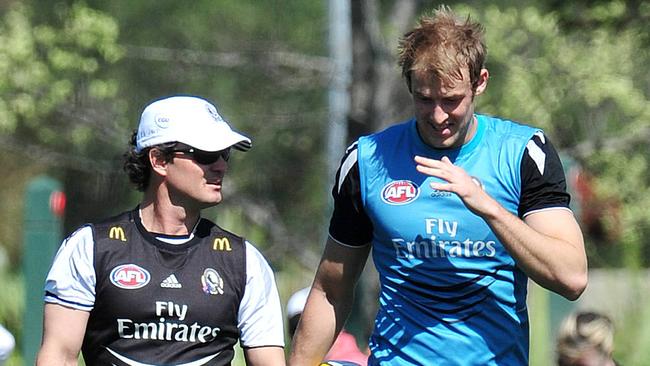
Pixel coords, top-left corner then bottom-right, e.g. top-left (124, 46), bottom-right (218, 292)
top-left (135, 95), bottom-right (252, 153)
top-left (286, 287), bottom-right (311, 318)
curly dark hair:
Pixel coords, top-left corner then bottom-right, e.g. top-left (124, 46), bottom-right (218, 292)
top-left (122, 130), bottom-right (177, 191)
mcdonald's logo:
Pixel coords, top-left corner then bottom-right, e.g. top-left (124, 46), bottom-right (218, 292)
top-left (109, 226), bottom-right (127, 242)
top-left (213, 238), bottom-right (231, 251)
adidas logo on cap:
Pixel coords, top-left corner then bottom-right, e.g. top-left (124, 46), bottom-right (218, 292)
top-left (160, 274), bottom-right (182, 289)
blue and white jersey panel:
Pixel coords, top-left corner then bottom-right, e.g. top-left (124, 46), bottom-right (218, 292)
top-left (358, 115), bottom-right (538, 365)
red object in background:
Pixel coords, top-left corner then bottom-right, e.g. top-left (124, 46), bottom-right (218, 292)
top-left (49, 191), bottom-right (66, 217)
top-left (573, 170), bottom-right (621, 243)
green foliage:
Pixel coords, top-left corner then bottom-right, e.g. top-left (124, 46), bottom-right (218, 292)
top-left (0, 267), bottom-right (24, 366)
top-left (0, 2), bottom-right (122, 148)
top-left (611, 272), bottom-right (650, 365)
top-left (588, 151), bottom-right (650, 267)
top-left (465, 5), bottom-right (648, 143)
top-left (85, 0), bottom-right (330, 270)
top-left (454, 4), bottom-right (650, 267)
top-left (1, 0), bottom-right (649, 363)
top-left (448, 4), bottom-right (650, 363)
top-left (0, 0), bottom-right (124, 268)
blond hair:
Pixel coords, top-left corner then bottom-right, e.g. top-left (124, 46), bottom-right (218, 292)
top-left (556, 311), bottom-right (615, 366)
top-left (398, 5), bottom-right (486, 91)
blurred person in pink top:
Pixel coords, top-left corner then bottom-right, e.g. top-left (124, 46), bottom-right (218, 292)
top-left (287, 287), bottom-right (368, 366)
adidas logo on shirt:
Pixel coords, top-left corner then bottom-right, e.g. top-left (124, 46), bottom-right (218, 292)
top-left (160, 274), bottom-right (182, 289)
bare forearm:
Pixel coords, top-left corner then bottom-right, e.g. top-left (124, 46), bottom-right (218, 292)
top-left (290, 240), bottom-right (369, 366)
top-left (37, 304), bottom-right (88, 366)
top-left (289, 286), bottom-right (350, 365)
top-left (244, 346), bottom-right (285, 366)
top-left (414, 155), bottom-right (588, 299)
top-left (36, 348), bottom-right (79, 366)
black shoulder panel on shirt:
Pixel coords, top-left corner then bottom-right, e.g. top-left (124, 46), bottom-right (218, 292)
top-left (328, 144), bottom-right (373, 246)
top-left (518, 133), bottom-right (571, 217)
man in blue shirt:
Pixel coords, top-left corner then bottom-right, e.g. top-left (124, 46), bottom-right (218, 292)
top-left (290, 6), bottom-right (587, 365)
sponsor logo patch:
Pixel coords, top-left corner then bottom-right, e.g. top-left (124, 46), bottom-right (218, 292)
top-left (108, 226), bottom-right (127, 242)
top-left (160, 274), bottom-right (182, 289)
top-left (110, 264), bottom-right (150, 289)
top-left (201, 268), bottom-right (224, 295)
top-left (213, 237), bottom-right (231, 251)
top-left (381, 180), bottom-right (420, 205)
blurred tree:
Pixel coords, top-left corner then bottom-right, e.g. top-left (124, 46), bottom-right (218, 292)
top-left (345, 1), bottom-right (650, 360)
top-left (89, 0), bottom-right (331, 269)
top-left (0, 1), bottom-right (122, 266)
top-left (0, 3), bottom-right (122, 365)
top-left (347, 0), bottom-right (649, 268)
top-left (1, 1), bottom-right (648, 365)
top-left (468, 4), bottom-right (650, 268)
top-left (1, 0), bottom-right (646, 286)
top-left (544, 0), bottom-right (650, 42)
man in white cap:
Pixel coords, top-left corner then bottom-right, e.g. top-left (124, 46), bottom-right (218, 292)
top-left (36, 95), bottom-right (285, 366)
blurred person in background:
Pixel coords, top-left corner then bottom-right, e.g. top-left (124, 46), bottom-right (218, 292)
top-left (290, 5), bottom-right (587, 365)
top-left (557, 311), bottom-right (619, 366)
top-left (0, 324), bottom-right (15, 365)
top-left (36, 95), bottom-right (285, 366)
top-left (287, 287), bottom-right (368, 366)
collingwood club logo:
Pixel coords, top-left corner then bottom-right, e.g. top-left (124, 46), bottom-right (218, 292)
top-left (201, 268), bottom-right (224, 295)
top-left (160, 274), bottom-right (182, 289)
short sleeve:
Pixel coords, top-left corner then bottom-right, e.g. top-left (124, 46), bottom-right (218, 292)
top-left (328, 143), bottom-right (373, 246)
top-left (237, 241), bottom-right (284, 348)
top-left (44, 226), bottom-right (96, 311)
top-left (519, 132), bottom-right (571, 217)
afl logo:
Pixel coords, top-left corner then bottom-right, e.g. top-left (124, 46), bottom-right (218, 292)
top-left (381, 180), bottom-right (420, 205)
top-left (110, 264), bottom-right (150, 289)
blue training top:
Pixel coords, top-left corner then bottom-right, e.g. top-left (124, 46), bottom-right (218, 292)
top-left (356, 115), bottom-right (538, 365)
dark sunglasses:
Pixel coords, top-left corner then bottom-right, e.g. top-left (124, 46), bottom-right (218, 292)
top-left (173, 147), bottom-right (231, 164)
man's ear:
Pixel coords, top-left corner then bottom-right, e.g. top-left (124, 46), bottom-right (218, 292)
top-left (474, 68), bottom-right (489, 96)
top-left (149, 148), bottom-right (169, 177)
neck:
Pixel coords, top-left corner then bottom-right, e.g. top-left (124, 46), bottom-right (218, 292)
top-left (139, 196), bottom-right (200, 235)
top-left (469, 114), bottom-right (478, 139)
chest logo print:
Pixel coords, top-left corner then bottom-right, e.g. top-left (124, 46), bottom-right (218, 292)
top-left (108, 226), bottom-right (127, 242)
top-left (213, 237), bottom-right (232, 251)
top-left (381, 180), bottom-right (420, 205)
top-left (160, 274), bottom-right (182, 289)
top-left (201, 268), bottom-right (224, 295)
top-left (110, 264), bottom-right (150, 289)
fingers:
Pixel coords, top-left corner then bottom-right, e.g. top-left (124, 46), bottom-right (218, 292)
top-left (429, 181), bottom-right (452, 191)
top-left (413, 155), bottom-right (488, 213)
top-left (416, 167), bottom-right (452, 182)
top-left (414, 155), bottom-right (451, 167)
top-left (413, 155), bottom-right (468, 194)
top-left (414, 155), bottom-right (454, 180)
